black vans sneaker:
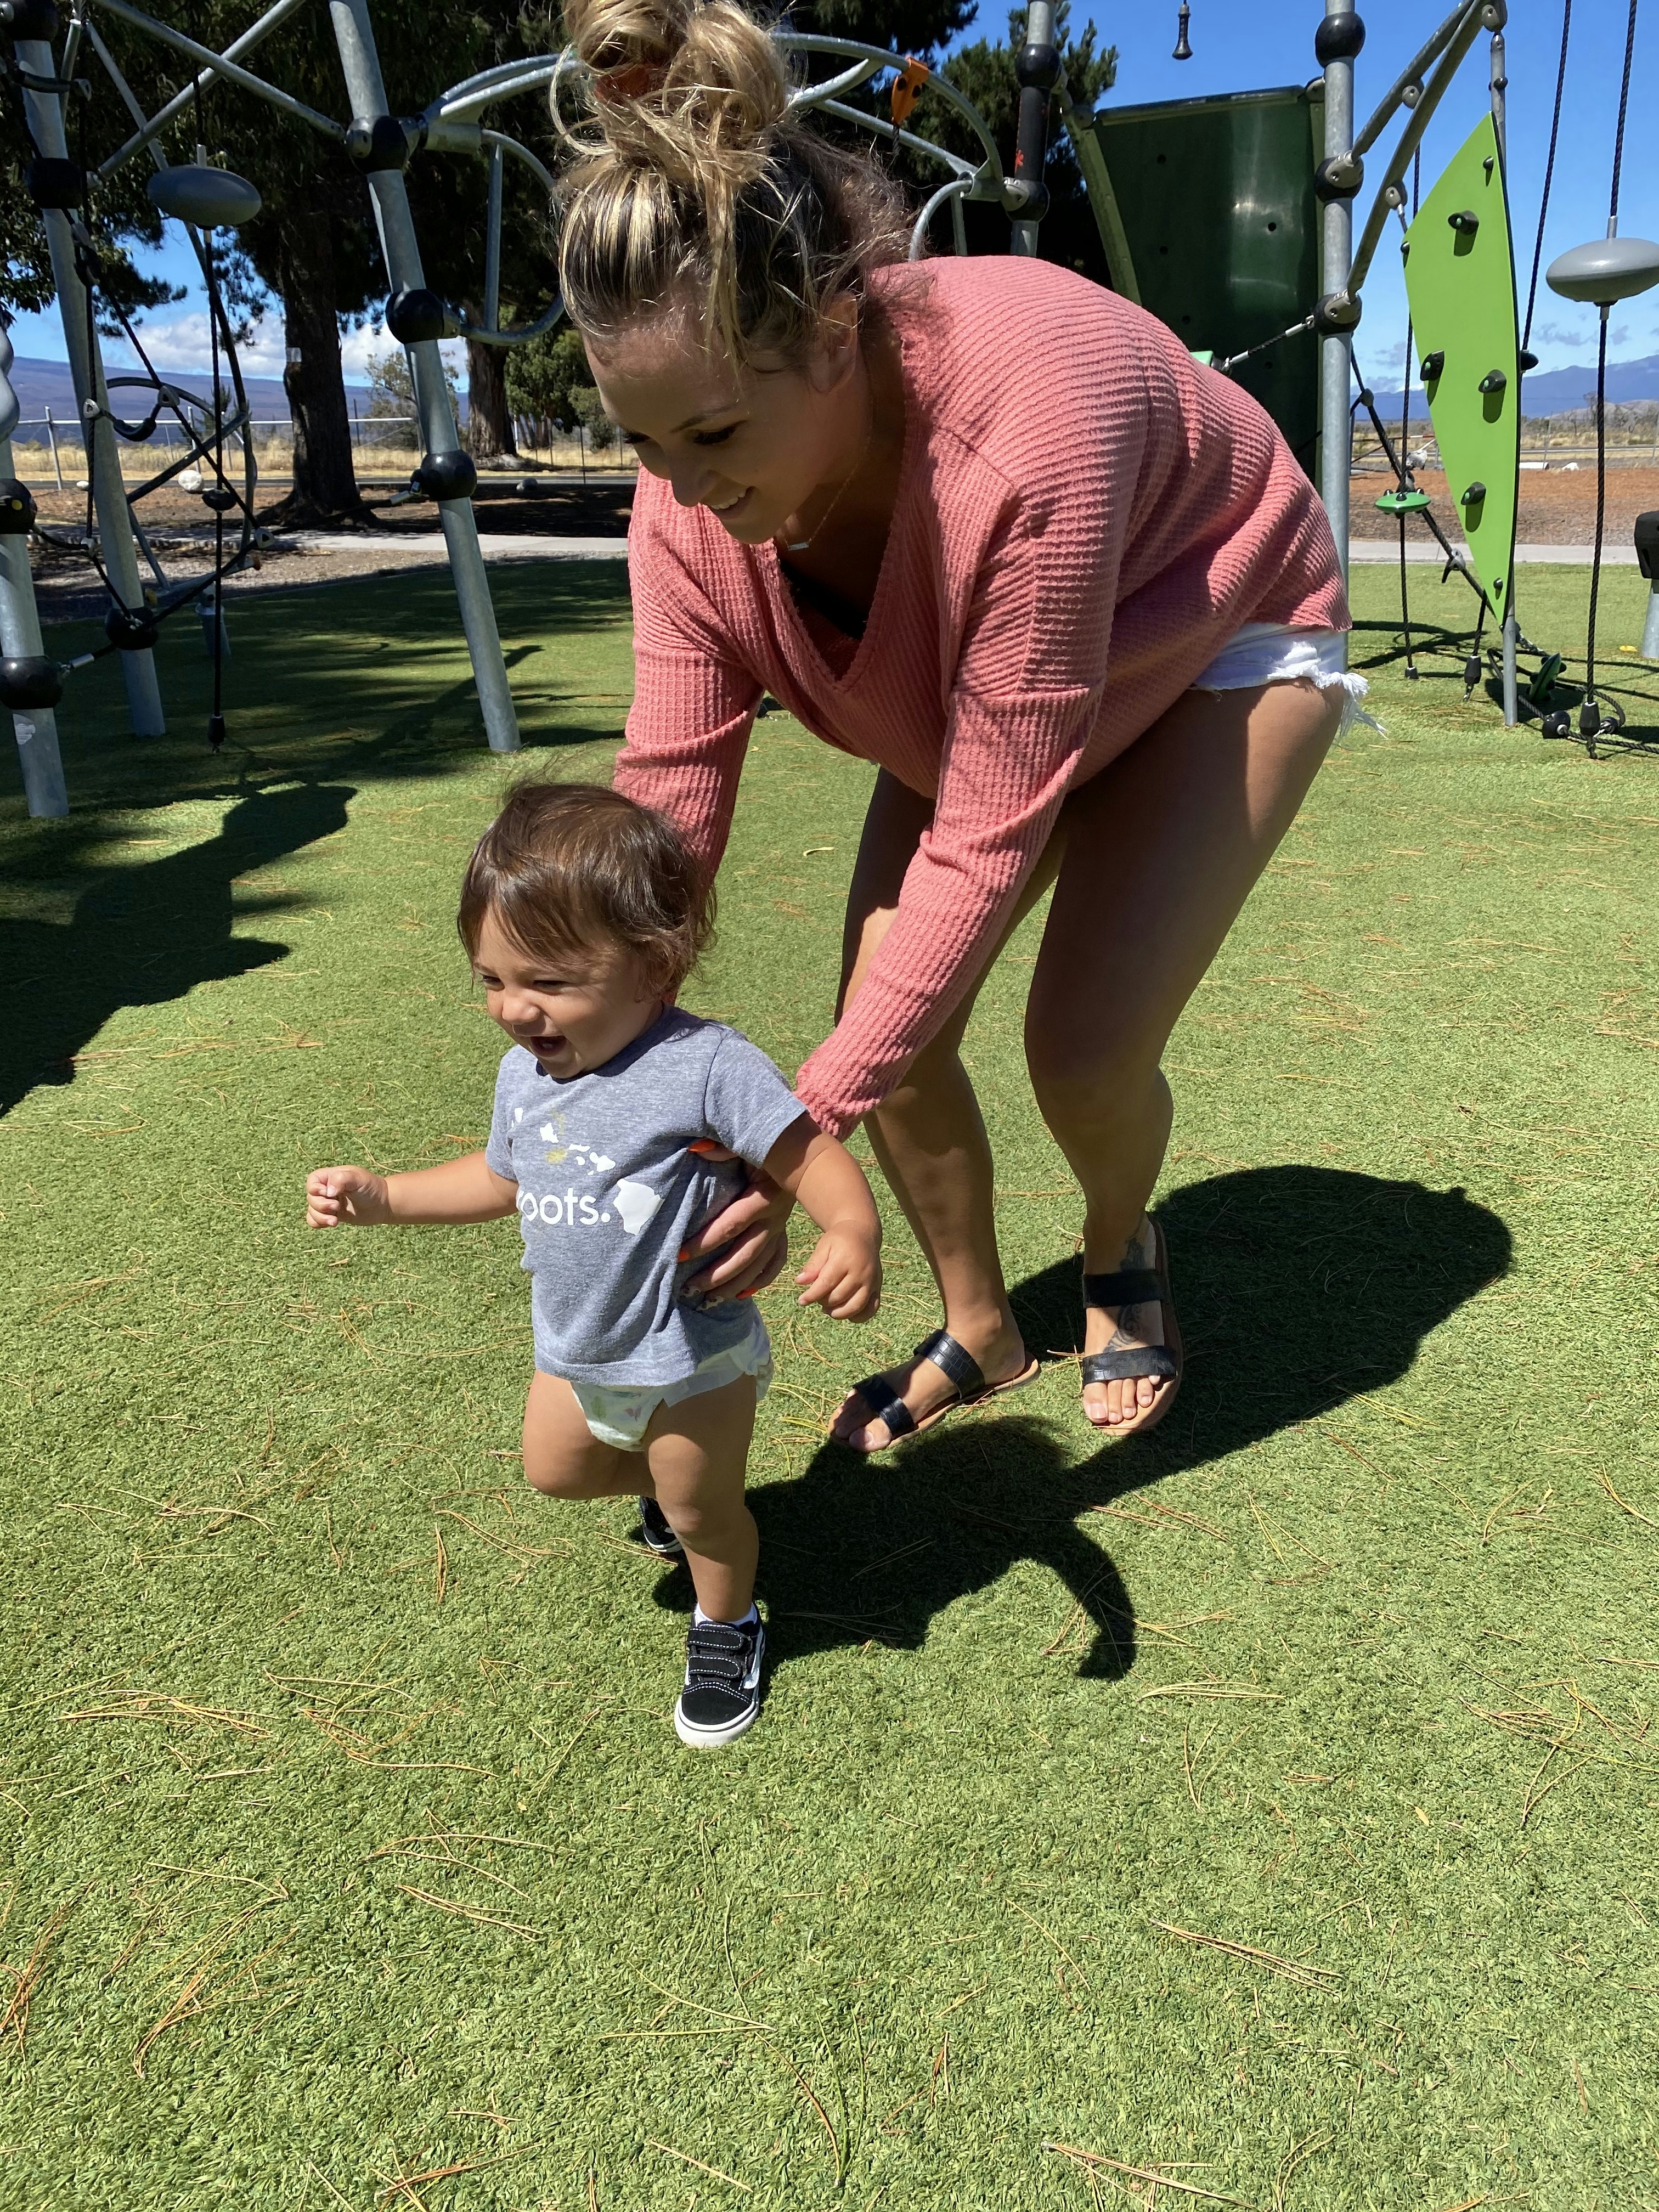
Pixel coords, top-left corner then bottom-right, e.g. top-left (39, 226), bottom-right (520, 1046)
top-left (637, 1495), bottom-right (682, 1558)
top-left (674, 1612), bottom-right (765, 1748)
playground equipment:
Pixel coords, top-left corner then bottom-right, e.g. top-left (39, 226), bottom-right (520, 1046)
top-left (2, 0), bottom-right (1651, 816)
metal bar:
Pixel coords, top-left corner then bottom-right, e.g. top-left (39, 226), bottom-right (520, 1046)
top-left (814, 98), bottom-right (978, 184)
top-left (1346, 3), bottom-right (1486, 300)
top-left (780, 34), bottom-right (1006, 180)
top-left (1353, 0), bottom-right (1476, 157)
top-left (433, 52), bottom-right (567, 121)
top-left (1491, 18), bottom-right (1518, 727)
top-left (480, 125), bottom-right (556, 200)
top-left (909, 177), bottom-right (970, 260)
top-left (484, 139), bottom-right (503, 332)
top-left (93, 0), bottom-right (345, 139)
top-left (95, 0), bottom-right (314, 179)
top-left (17, 34), bottom-right (165, 737)
top-left (1059, 92), bottom-right (1140, 305)
top-left (0, 405), bottom-right (68, 817)
top-left (1321, 0), bottom-right (1356, 616)
top-left (326, 0), bottom-right (519, 753)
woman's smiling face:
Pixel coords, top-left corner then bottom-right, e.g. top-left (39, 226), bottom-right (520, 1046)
top-left (584, 299), bottom-right (863, 546)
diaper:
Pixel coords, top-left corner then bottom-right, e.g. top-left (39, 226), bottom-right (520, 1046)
top-left (567, 1319), bottom-right (774, 1452)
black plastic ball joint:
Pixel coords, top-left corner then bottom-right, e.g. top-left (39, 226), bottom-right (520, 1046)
top-left (0, 654), bottom-right (64, 710)
top-left (1, 0), bottom-right (61, 41)
top-left (1014, 38), bottom-right (1060, 90)
top-left (1314, 9), bottom-right (1365, 64)
top-left (1313, 290), bottom-right (1362, 335)
top-left (0, 478), bottom-right (38, 533)
top-left (1314, 153), bottom-right (1363, 201)
top-left (385, 287), bottom-right (449, 345)
top-left (104, 604), bottom-right (160, 652)
top-left (27, 157), bottom-right (85, 210)
top-left (345, 114), bottom-right (411, 173)
top-left (414, 450), bottom-right (478, 503)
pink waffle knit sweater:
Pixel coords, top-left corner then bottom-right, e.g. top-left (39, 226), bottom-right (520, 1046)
top-left (614, 255), bottom-right (1347, 1137)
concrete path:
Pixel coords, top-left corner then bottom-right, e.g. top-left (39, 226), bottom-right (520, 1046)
top-left (1350, 540), bottom-right (1641, 566)
top-left (280, 531), bottom-right (629, 561)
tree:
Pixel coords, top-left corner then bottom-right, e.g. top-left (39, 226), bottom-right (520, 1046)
top-left (504, 325), bottom-right (594, 445)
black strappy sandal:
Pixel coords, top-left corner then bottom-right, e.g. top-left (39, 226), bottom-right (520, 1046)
top-left (1080, 1217), bottom-right (1183, 1438)
top-left (839, 1328), bottom-right (1041, 1453)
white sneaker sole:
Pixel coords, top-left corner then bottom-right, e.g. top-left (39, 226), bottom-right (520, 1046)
top-left (674, 1697), bottom-right (760, 1749)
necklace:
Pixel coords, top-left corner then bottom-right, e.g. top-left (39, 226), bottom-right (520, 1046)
top-left (780, 386), bottom-right (875, 555)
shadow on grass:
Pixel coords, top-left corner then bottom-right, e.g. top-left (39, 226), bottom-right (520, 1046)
top-left (0, 782), bottom-right (354, 1119)
top-left (650, 1167), bottom-right (1509, 1680)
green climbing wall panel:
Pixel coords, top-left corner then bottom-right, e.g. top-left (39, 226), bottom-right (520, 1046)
top-left (1402, 115), bottom-right (1520, 624)
top-left (1077, 85), bottom-right (1323, 476)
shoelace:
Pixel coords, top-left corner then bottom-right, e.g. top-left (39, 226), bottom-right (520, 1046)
top-left (685, 1621), bottom-right (753, 1693)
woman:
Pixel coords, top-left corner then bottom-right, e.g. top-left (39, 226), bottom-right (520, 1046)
top-left (557, 0), bottom-right (1358, 1448)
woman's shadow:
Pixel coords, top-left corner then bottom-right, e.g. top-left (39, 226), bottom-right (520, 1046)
top-left (649, 1166), bottom-right (1511, 1680)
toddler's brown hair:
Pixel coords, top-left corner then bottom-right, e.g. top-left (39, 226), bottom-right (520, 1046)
top-left (458, 781), bottom-right (715, 995)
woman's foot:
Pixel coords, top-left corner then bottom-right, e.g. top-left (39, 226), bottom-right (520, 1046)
top-left (1081, 1215), bottom-right (1176, 1432)
top-left (832, 1313), bottom-right (1031, 1452)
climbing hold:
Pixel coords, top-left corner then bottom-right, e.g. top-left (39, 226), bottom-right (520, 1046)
top-left (1375, 489), bottom-right (1431, 515)
top-left (890, 56), bottom-right (928, 123)
top-left (385, 287), bottom-right (449, 345)
top-left (200, 485), bottom-right (239, 514)
top-left (1635, 511), bottom-right (1659, 579)
top-left (104, 605), bottom-right (160, 652)
top-left (1460, 482), bottom-right (1487, 506)
top-left (1477, 369), bottom-right (1506, 394)
top-left (1518, 348), bottom-right (1538, 372)
top-left (414, 449), bottom-right (478, 503)
top-left (147, 165), bottom-right (262, 230)
top-left (1447, 210), bottom-right (1480, 236)
top-left (0, 478), bottom-right (38, 533)
top-left (1545, 236), bottom-right (1659, 307)
top-left (1419, 351), bottom-right (1444, 382)
top-left (0, 654), bottom-right (64, 710)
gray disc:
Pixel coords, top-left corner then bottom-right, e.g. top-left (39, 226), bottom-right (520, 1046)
top-left (147, 165), bottom-right (262, 231)
top-left (1545, 236), bottom-right (1659, 306)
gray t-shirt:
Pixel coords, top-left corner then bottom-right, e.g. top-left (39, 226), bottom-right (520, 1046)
top-left (485, 1007), bottom-right (807, 1385)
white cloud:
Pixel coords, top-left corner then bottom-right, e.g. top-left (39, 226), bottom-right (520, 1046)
top-left (113, 304), bottom-right (467, 393)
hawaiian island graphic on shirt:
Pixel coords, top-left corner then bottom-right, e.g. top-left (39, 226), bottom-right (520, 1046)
top-left (507, 1103), bottom-right (665, 1235)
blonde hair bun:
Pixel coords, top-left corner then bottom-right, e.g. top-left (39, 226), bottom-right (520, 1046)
top-left (555, 0), bottom-right (909, 361)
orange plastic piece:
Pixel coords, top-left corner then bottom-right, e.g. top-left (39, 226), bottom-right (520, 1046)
top-left (890, 57), bottom-right (928, 127)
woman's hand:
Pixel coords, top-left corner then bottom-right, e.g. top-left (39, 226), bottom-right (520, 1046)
top-left (306, 1165), bottom-right (391, 1227)
top-left (682, 1142), bottom-right (795, 1302)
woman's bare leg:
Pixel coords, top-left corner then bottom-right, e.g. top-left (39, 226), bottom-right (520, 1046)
top-left (1027, 678), bottom-right (1343, 1428)
top-left (831, 774), bottom-right (1060, 1449)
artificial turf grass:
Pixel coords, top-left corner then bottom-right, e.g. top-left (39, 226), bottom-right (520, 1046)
top-left (2, 560), bottom-right (1658, 2210)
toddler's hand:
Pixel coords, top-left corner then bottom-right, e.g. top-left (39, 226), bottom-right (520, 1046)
top-left (795, 1224), bottom-right (881, 1322)
top-left (306, 1164), bottom-right (391, 1228)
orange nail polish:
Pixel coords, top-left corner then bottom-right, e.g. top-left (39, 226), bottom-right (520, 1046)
top-left (676, 1248), bottom-right (689, 1262)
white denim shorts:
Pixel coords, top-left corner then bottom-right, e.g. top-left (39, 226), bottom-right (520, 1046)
top-left (1191, 622), bottom-right (1376, 733)
top-left (567, 1315), bottom-right (774, 1452)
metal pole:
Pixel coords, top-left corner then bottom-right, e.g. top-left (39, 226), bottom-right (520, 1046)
top-left (43, 405), bottom-right (63, 489)
top-left (326, 0), bottom-right (520, 753)
top-left (1491, 18), bottom-right (1519, 726)
top-left (0, 332), bottom-right (68, 817)
top-left (1643, 582), bottom-right (1659, 661)
top-left (1321, 0), bottom-right (1357, 642)
top-left (484, 139), bottom-right (503, 334)
top-left (17, 36), bottom-right (165, 737)
top-left (1010, 0), bottom-right (1056, 259)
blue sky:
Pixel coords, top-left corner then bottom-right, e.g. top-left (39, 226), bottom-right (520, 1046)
top-left (6, 0), bottom-right (1656, 390)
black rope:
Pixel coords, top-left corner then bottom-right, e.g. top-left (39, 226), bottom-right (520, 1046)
top-left (1522, 0), bottom-right (1571, 356)
top-left (1610, 0), bottom-right (1639, 236)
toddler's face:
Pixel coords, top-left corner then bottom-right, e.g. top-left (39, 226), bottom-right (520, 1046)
top-left (471, 907), bottom-right (662, 1079)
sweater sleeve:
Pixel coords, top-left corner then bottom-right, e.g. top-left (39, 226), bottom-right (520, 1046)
top-left (793, 487), bottom-right (1111, 1137)
top-left (611, 509), bottom-right (765, 883)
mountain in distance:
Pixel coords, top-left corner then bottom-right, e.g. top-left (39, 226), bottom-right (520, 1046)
top-left (1, 353), bottom-right (421, 441)
top-left (1366, 352), bottom-right (1659, 420)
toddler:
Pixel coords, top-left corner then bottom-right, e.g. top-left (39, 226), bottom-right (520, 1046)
top-left (306, 782), bottom-right (882, 1747)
